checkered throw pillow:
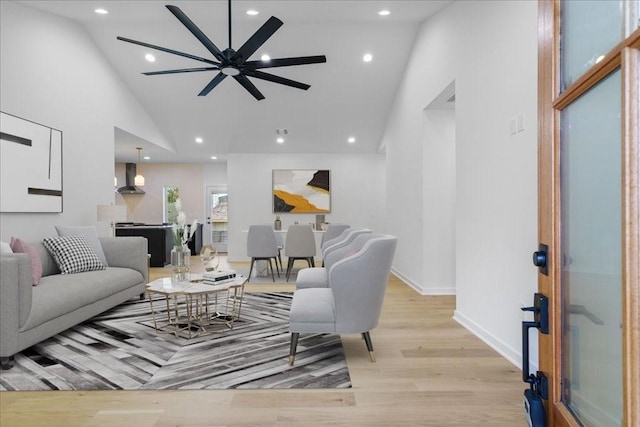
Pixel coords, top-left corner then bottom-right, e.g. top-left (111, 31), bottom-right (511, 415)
top-left (42, 235), bottom-right (106, 274)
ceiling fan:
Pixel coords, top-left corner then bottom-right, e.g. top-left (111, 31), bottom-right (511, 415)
top-left (117, 1), bottom-right (327, 100)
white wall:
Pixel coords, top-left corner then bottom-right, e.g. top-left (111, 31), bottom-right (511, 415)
top-left (203, 163), bottom-right (228, 187)
top-left (226, 153), bottom-right (385, 261)
top-left (0, 1), bottom-right (171, 240)
top-left (382, 0), bottom-right (539, 368)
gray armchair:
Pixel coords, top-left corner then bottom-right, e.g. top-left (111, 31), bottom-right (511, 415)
top-left (295, 227), bottom-right (372, 289)
top-left (320, 223), bottom-right (350, 249)
top-left (288, 234), bottom-right (397, 365)
top-left (246, 224), bottom-right (280, 282)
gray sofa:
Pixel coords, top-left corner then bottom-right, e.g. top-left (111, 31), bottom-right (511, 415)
top-left (0, 236), bottom-right (148, 369)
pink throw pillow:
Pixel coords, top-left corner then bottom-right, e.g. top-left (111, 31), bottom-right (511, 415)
top-left (10, 237), bottom-right (43, 286)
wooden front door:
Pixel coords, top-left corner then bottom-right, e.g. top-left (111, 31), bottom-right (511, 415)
top-left (537, 1), bottom-right (639, 426)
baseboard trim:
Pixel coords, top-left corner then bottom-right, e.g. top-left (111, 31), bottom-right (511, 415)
top-left (391, 268), bottom-right (455, 295)
top-left (453, 309), bottom-right (533, 373)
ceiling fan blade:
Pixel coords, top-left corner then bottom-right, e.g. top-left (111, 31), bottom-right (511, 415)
top-left (230, 16), bottom-right (283, 64)
top-left (117, 36), bottom-right (219, 65)
top-left (243, 70), bottom-right (310, 90)
top-left (245, 55), bottom-right (327, 69)
top-left (198, 72), bottom-right (227, 96)
top-left (143, 67), bottom-right (219, 76)
top-left (233, 74), bottom-right (265, 100)
top-left (166, 5), bottom-right (225, 62)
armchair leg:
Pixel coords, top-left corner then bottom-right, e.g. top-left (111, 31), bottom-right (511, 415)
top-left (362, 332), bottom-right (376, 362)
top-left (289, 333), bottom-right (299, 366)
top-left (1, 356), bottom-right (15, 370)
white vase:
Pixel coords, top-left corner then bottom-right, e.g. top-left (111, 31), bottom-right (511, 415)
top-left (170, 245), bottom-right (191, 284)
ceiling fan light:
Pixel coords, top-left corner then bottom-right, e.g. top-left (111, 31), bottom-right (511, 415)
top-left (276, 137), bottom-right (285, 144)
top-left (145, 53), bottom-right (156, 62)
top-left (221, 66), bottom-right (240, 76)
top-left (246, 9), bottom-right (259, 16)
top-left (261, 54), bottom-right (271, 62)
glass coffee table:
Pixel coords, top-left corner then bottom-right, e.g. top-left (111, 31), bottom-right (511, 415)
top-left (145, 274), bottom-right (247, 338)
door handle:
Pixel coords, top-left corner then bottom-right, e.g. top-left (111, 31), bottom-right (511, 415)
top-left (522, 293), bottom-right (548, 427)
top-left (532, 243), bottom-right (549, 276)
top-left (532, 251), bottom-right (546, 267)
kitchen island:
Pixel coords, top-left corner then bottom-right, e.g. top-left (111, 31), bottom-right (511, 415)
top-left (115, 224), bottom-right (173, 267)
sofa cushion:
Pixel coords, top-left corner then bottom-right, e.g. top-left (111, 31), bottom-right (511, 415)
top-left (10, 237), bottom-right (43, 285)
top-left (28, 241), bottom-right (61, 277)
top-left (56, 225), bottom-right (108, 266)
top-left (42, 235), bottom-right (106, 274)
top-left (21, 267), bottom-right (144, 331)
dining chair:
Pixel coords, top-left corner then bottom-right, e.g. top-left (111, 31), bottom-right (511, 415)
top-left (320, 223), bottom-right (350, 251)
top-left (288, 234), bottom-right (398, 365)
top-left (296, 227), bottom-right (372, 289)
top-left (284, 224), bottom-right (316, 281)
top-left (246, 224), bottom-right (280, 282)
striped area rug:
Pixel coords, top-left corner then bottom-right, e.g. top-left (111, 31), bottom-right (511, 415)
top-left (0, 292), bottom-right (351, 390)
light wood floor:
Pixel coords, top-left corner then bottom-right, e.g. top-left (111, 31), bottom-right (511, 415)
top-left (0, 257), bottom-right (525, 426)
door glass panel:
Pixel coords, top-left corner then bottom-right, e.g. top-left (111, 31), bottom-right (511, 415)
top-left (561, 0), bottom-right (623, 90)
top-left (163, 186), bottom-right (179, 223)
top-left (560, 69), bottom-right (622, 425)
top-left (208, 188), bottom-right (228, 253)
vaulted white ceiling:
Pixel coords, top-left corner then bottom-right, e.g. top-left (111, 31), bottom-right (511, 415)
top-left (20, 1), bottom-right (453, 163)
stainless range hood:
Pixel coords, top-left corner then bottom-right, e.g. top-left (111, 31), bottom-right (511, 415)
top-left (116, 163), bottom-right (145, 194)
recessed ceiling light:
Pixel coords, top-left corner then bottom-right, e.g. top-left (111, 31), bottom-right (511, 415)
top-left (211, 156), bottom-right (218, 160)
top-left (276, 137), bottom-right (285, 144)
top-left (246, 9), bottom-right (259, 16)
top-left (195, 137), bottom-right (203, 143)
top-left (348, 137), bottom-right (356, 143)
top-left (143, 156), bottom-right (151, 160)
top-left (378, 9), bottom-right (391, 16)
top-left (94, 8), bottom-right (109, 15)
top-left (145, 53), bottom-right (156, 62)
top-left (363, 53), bottom-right (373, 63)
top-left (261, 54), bottom-right (271, 62)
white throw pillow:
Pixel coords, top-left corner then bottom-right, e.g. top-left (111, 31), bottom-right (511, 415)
top-left (0, 241), bottom-right (13, 254)
top-left (55, 225), bottom-right (108, 266)
top-left (42, 235), bottom-right (106, 274)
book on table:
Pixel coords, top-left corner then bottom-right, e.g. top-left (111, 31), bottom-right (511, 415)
top-left (202, 270), bottom-right (237, 285)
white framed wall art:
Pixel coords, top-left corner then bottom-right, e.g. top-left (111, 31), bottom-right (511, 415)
top-left (0, 112), bottom-right (63, 212)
